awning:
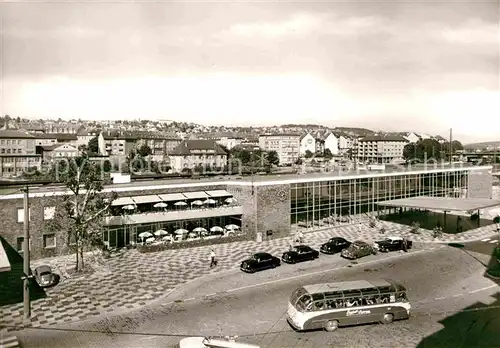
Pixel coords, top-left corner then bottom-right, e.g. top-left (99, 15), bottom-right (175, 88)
top-left (132, 195), bottom-right (162, 204)
top-left (377, 196), bottom-right (500, 212)
top-left (111, 197), bottom-right (136, 206)
top-left (182, 191), bottom-right (209, 199)
top-left (158, 193), bottom-right (187, 201)
top-left (205, 190), bottom-right (232, 198)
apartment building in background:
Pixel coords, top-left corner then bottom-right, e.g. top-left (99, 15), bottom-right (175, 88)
top-left (134, 131), bottom-right (182, 162)
top-left (98, 131), bottom-right (136, 158)
top-left (169, 139), bottom-right (228, 172)
top-left (357, 135), bottom-right (409, 163)
top-left (259, 133), bottom-right (300, 165)
top-left (0, 130), bottom-right (41, 177)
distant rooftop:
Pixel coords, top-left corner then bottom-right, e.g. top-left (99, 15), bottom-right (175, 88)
top-left (0, 130), bottom-right (35, 139)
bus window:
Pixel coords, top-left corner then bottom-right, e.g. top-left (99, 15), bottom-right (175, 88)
top-left (343, 290), bottom-right (362, 298)
top-left (312, 301), bottom-right (325, 311)
top-left (397, 292), bottom-right (408, 302)
top-left (296, 295), bottom-right (312, 312)
top-left (310, 293), bottom-right (325, 311)
top-left (290, 288), bottom-right (307, 305)
top-left (325, 299), bottom-right (337, 309)
top-left (344, 298), bottom-right (359, 307)
top-left (361, 297), bottom-right (375, 306)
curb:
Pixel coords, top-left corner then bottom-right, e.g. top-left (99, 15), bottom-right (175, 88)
top-left (424, 232), bottom-right (499, 244)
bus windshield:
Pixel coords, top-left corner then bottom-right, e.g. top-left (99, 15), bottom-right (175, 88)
top-left (290, 287), bottom-right (307, 305)
top-left (295, 295), bottom-right (312, 312)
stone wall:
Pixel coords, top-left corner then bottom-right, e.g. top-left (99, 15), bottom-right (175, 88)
top-left (226, 184), bottom-right (255, 238)
top-left (255, 184), bottom-right (291, 241)
top-left (467, 168), bottom-right (493, 199)
top-left (0, 184), bottom-right (229, 259)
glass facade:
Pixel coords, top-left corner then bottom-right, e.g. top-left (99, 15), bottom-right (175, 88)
top-left (104, 215), bottom-right (242, 249)
top-left (291, 171), bottom-right (469, 232)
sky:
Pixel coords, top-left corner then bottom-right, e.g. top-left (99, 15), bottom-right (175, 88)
top-left (0, 0), bottom-right (499, 143)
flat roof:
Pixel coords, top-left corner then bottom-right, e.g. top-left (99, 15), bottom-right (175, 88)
top-left (377, 196), bottom-right (500, 212)
top-left (0, 241), bottom-right (11, 272)
top-left (158, 193), bottom-right (187, 201)
top-left (131, 195), bottom-right (163, 204)
top-left (182, 191), bottom-right (209, 199)
top-left (205, 189), bottom-right (232, 198)
top-left (0, 164), bottom-right (492, 200)
top-left (111, 197), bottom-right (135, 206)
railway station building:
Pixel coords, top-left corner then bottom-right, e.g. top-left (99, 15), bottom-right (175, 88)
top-left (0, 164), bottom-right (495, 259)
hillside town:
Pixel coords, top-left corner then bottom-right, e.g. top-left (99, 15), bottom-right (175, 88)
top-left (0, 115), bottom-right (487, 179)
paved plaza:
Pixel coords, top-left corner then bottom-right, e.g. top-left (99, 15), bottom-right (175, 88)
top-left (0, 219), bottom-right (498, 334)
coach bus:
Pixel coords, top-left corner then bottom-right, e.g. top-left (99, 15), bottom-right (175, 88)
top-left (286, 279), bottom-right (411, 332)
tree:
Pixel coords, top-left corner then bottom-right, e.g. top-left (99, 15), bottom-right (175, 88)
top-left (137, 144), bottom-right (152, 157)
top-left (103, 160), bottom-right (112, 173)
top-left (267, 150), bottom-right (280, 166)
top-left (323, 148), bottom-right (333, 159)
top-left (305, 150), bottom-right (314, 158)
top-left (403, 139), bottom-right (444, 161)
top-left (232, 149), bottom-right (251, 164)
top-left (88, 137), bottom-right (99, 155)
top-left (45, 157), bottom-right (116, 272)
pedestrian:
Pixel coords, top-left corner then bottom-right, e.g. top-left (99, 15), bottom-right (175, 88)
top-left (402, 238), bottom-right (408, 252)
top-left (210, 249), bottom-right (217, 268)
top-left (297, 231), bottom-right (304, 244)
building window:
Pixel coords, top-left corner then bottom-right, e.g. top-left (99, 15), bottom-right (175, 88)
top-left (16, 237), bottom-right (24, 252)
top-left (44, 206), bottom-right (55, 220)
top-left (17, 208), bottom-right (31, 223)
top-left (43, 234), bottom-right (56, 248)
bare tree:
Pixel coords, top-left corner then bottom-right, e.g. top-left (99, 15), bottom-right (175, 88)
top-left (46, 157), bottom-right (117, 272)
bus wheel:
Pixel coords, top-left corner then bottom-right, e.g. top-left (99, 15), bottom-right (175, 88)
top-left (324, 320), bottom-right (339, 332)
top-left (381, 313), bottom-right (394, 324)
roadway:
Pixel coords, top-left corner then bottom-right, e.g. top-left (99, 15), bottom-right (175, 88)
top-left (16, 242), bottom-right (500, 348)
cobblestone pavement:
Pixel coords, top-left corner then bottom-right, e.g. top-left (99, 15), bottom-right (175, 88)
top-left (1, 219), bottom-right (498, 334)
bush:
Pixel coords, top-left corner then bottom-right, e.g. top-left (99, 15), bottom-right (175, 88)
top-left (411, 221), bottom-right (421, 234)
top-left (486, 265), bottom-right (500, 279)
top-left (137, 234), bottom-right (249, 253)
top-left (494, 246), bottom-right (500, 262)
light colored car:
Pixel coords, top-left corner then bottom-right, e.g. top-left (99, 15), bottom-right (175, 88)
top-left (178, 336), bottom-right (260, 348)
top-left (34, 265), bottom-right (58, 288)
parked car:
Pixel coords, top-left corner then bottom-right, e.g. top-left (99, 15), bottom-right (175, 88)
top-left (341, 241), bottom-right (376, 260)
top-left (320, 237), bottom-right (351, 254)
top-left (282, 245), bottom-right (319, 264)
top-left (240, 252), bottom-right (281, 273)
top-left (34, 265), bottom-right (58, 288)
top-left (373, 236), bottom-right (412, 253)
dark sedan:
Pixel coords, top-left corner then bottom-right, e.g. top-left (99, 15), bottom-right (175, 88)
top-left (341, 241), bottom-right (376, 260)
top-left (374, 237), bottom-right (412, 253)
top-left (240, 252), bottom-right (281, 273)
top-left (282, 245), bottom-right (319, 264)
top-left (320, 237), bottom-right (351, 254)
top-left (34, 265), bottom-right (58, 288)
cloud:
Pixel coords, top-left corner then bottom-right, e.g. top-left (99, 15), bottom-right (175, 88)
top-left (440, 19), bottom-right (499, 45)
top-left (218, 13), bottom-right (323, 39)
top-left (217, 13), bottom-right (386, 40)
top-left (4, 25), bottom-right (102, 40)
